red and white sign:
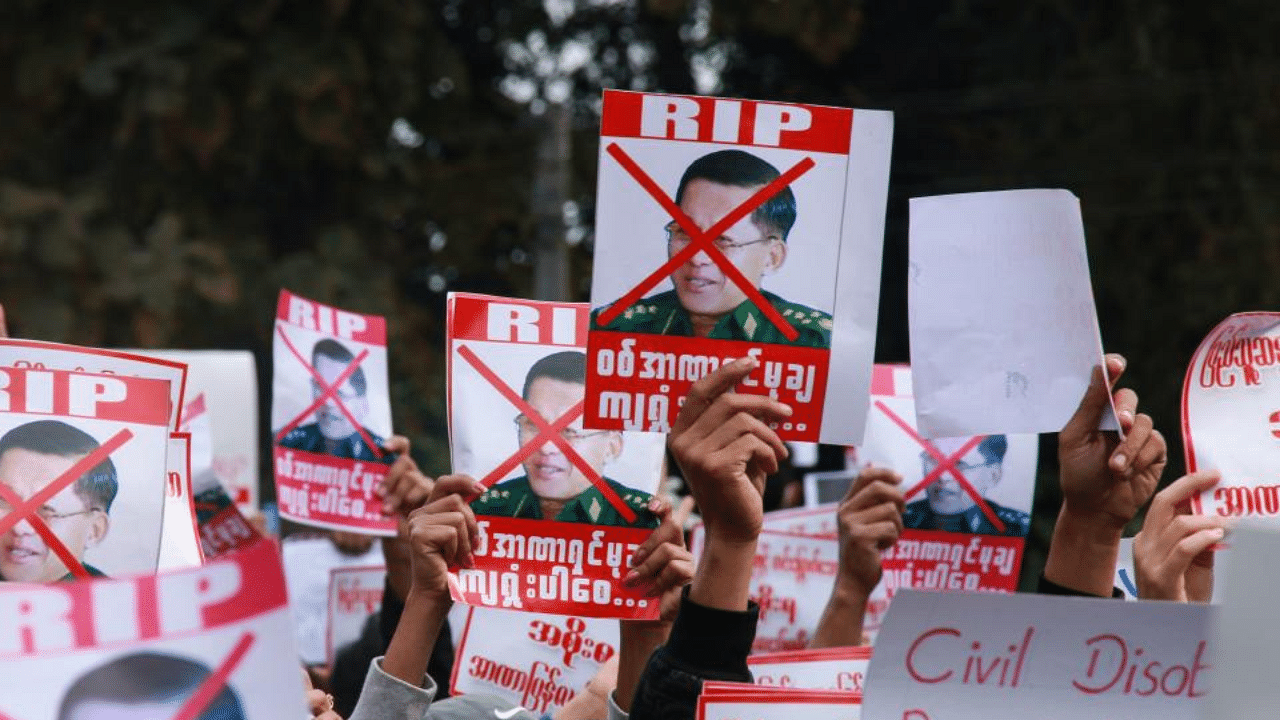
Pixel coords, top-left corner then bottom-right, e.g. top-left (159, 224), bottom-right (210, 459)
top-left (746, 531), bottom-right (840, 653)
top-left (193, 482), bottom-right (261, 561)
top-left (1182, 313), bottom-right (1280, 520)
top-left (0, 363), bottom-right (172, 582)
top-left (586, 90), bottom-right (894, 445)
top-left (134, 351), bottom-right (260, 512)
top-left (158, 433), bottom-right (203, 571)
top-left (272, 290), bottom-right (395, 535)
top-left (749, 646), bottom-right (872, 693)
top-left (852, 364), bottom-right (1037, 641)
top-left (447, 294), bottom-right (665, 618)
top-left (0, 339), bottom-right (188, 430)
top-left (0, 539), bottom-right (305, 719)
top-left (699, 682), bottom-right (861, 720)
top-left (325, 564), bottom-right (385, 666)
top-left (862, 589), bottom-right (1211, 720)
top-left (451, 606), bottom-right (618, 717)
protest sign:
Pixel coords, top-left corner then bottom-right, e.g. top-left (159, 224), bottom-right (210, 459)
top-left (325, 564), bottom-right (386, 666)
top-left (272, 290), bottom-right (395, 535)
top-left (1206, 523), bottom-right (1280, 719)
top-left (451, 606), bottom-right (619, 717)
top-left (0, 364), bottom-right (171, 582)
top-left (746, 531), bottom-right (840, 653)
top-left (134, 351), bottom-right (259, 512)
top-left (748, 646), bottom-right (873, 693)
top-left (908, 189), bottom-right (1117, 438)
top-left (699, 684), bottom-right (861, 720)
top-left (0, 538), bottom-right (305, 719)
top-left (1182, 312), bottom-right (1280, 520)
top-left (447, 293), bottom-right (666, 618)
top-left (862, 589), bottom-right (1211, 720)
top-left (689, 506), bottom-right (839, 561)
top-left (282, 534), bottom-right (382, 666)
top-left (158, 432), bottom-right (203, 571)
top-left (849, 364), bottom-right (1037, 640)
top-left (585, 90), bottom-right (894, 445)
top-left (0, 339), bottom-right (187, 430)
top-left (193, 468), bottom-right (260, 560)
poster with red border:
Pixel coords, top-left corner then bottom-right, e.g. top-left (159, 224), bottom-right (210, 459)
top-left (447, 293), bottom-right (665, 618)
top-left (158, 432), bottom-right (203, 571)
top-left (746, 531), bottom-right (840, 653)
top-left (698, 685), bottom-right (861, 720)
top-left (0, 339), bottom-right (187, 431)
top-left (585, 90), bottom-right (893, 445)
top-left (0, 539), bottom-right (306, 719)
top-left (324, 564), bottom-right (386, 666)
top-left (748, 646), bottom-right (872, 693)
top-left (450, 605), bottom-right (619, 717)
top-left (1182, 312), bottom-right (1280, 520)
top-left (0, 365), bottom-right (171, 583)
top-left (271, 290), bottom-right (396, 535)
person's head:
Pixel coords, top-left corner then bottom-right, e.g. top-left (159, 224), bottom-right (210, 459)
top-left (310, 338), bottom-right (370, 442)
top-left (58, 651), bottom-right (246, 720)
top-left (0, 420), bottom-right (116, 582)
top-left (922, 435), bottom-right (1008, 515)
top-left (517, 351), bottom-right (622, 501)
top-left (668, 150), bottom-right (796, 319)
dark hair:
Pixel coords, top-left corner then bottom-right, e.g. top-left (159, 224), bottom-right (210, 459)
top-left (312, 338), bottom-right (367, 395)
top-left (975, 435), bottom-right (1009, 466)
top-left (0, 420), bottom-right (118, 512)
top-left (58, 651), bottom-right (246, 720)
top-left (522, 351), bottom-right (586, 399)
top-left (675, 150), bottom-right (797, 241)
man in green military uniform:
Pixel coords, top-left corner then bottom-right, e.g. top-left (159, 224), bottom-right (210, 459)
top-left (472, 351), bottom-right (659, 529)
top-left (592, 149), bottom-right (832, 348)
top-left (902, 435), bottom-right (1030, 537)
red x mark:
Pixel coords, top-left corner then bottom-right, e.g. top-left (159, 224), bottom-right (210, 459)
top-left (595, 143), bottom-right (816, 341)
top-left (457, 345), bottom-right (637, 524)
top-left (171, 632), bottom-right (254, 720)
top-left (873, 401), bottom-right (1006, 534)
top-left (274, 327), bottom-right (385, 460)
top-left (0, 429), bottom-right (134, 580)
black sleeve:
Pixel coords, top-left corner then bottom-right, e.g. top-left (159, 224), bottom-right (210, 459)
top-left (1038, 573), bottom-right (1125, 599)
top-left (630, 587), bottom-right (759, 720)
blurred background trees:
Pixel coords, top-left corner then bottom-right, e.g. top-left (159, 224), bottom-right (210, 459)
top-left (2, 0), bottom-right (1277, 578)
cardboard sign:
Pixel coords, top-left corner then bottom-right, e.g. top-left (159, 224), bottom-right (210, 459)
top-left (862, 589), bottom-right (1211, 720)
top-left (447, 293), bottom-right (666, 618)
top-left (748, 531), bottom-right (840, 653)
top-left (1182, 313), bottom-right (1280, 520)
top-left (158, 433), bottom-right (203, 571)
top-left (272, 290), bottom-right (395, 535)
top-left (0, 365), bottom-right (172, 582)
top-left (585, 90), bottom-right (894, 445)
top-left (325, 564), bottom-right (386, 666)
top-left (699, 683), bottom-right (861, 720)
top-left (451, 606), bottom-right (619, 717)
top-left (134, 351), bottom-right (260, 512)
top-left (0, 339), bottom-right (187, 430)
top-left (0, 539), bottom-right (305, 719)
top-left (851, 364), bottom-right (1037, 640)
top-left (749, 646), bottom-right (872, 693)
top-left (908, 190), bottom-right (1117, 438)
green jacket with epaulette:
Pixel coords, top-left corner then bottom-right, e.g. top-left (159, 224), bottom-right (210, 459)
top-left (591, 290), bottom-right (832, 348)
top-left (471, 476), bottom-right (659, 529)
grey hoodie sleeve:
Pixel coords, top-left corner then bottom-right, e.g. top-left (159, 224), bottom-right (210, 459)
top-left (347, 657), bottom-right (439, 720)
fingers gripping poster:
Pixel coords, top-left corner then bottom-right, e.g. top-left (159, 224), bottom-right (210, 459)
top-left (0, 539), bottom-right (306, 720)
top-left (585, 90), bottom-right (894, 445)
top-left (0, 360), bottom-right (172, 583)
top-left (447, 293), bottom-right (666, 618)
top-left (272, 290), bottom-right (396, 535)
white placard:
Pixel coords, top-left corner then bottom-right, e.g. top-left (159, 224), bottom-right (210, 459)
top-left (749, 646), bottom-right (872, 693)
top-left (862, 589), bottom-right (1211, 720)
top-left (158, 432), bottom-right (203, 571)
top-left (908, 189), bottom-right (1116, 438)
top-left (1207, 523), bottom-right (1280, 719)
top-left (325, 564), bottom-right (386, 665)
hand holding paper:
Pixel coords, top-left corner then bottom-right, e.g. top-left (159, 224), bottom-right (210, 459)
top-left (406, 493), bottom-right (480, 596)
top-left (1134, 470), bottom-right (1227, 603)
top-left (377, 434), bottom-right (432, 516)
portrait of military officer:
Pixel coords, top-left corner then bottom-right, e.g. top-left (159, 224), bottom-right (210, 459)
top-left (902, 435), bottom-right (1030, 537)
top-left (278, 338), bottom-right (391, 463)
top-left (471, 350), bottom-right (658, 528)
top-left (0, 420), bottom-right (117, 582)
top-left (591, 148), bottom-right (832, 347)
top-left (59, 651), bottom-right (247, 720)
